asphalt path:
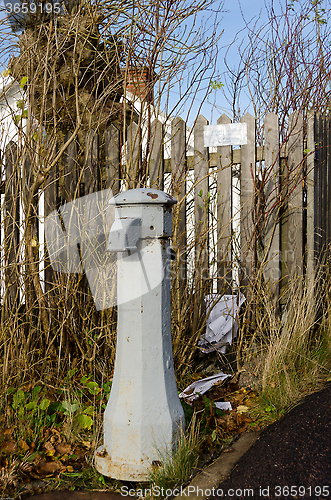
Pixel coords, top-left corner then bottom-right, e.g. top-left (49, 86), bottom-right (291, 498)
top-left (212, 383), bottom-right (331, 500)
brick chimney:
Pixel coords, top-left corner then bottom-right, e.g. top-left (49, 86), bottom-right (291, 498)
top-left (123, 66), bottom-right (154, 103)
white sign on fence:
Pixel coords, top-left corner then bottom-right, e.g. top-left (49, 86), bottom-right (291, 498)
top-left (204, 123), bottom-right (247, 147)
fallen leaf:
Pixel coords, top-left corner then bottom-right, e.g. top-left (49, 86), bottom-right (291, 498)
top-left (72, 447), bottom-right (86, 461)
top-left (80, 440), bottom-right (91, 450)
top-left (19, 439), bottom-right (30, 452)
top-left (66, 465), bottom-right (74, 472)
top-left (43, 441), bottom-right (55, 453)
top-left (238, 423), bottom-right (250, 434)
top-left (55, 443), bottom-right (72, 455)
top-left (230, 392), bottom-right (246, 405)
top-left (76, 414), bottom-right (93, 429)
top-left (237, 405), bottom-right (249, 414)
top-left (1, 439), bottom-right (17, 454)
top-left (50, 428), bottom-right (61, 444)
top-left (36, 460), bottom-right (61, 476)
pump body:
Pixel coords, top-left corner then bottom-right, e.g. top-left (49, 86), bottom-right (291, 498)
top-left (95, 188), bottom-right (185, 481)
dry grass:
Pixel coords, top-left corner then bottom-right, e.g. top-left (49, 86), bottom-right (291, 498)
top-left (146, 415), bottom-right (201, 498)
top-left (240, 268), bottom-right (331, 418)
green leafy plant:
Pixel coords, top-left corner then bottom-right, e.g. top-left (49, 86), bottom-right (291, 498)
top-left (61, 400), bottom-right (79, 416)
top-left (19, 76), bottom-right (27, 89)
top-left (7, 386), bottom-right (62, 446)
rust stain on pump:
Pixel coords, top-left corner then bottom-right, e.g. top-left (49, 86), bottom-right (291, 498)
top-left (96, 448), bottom-right (108, 458)
top-left (147, 192), bottom-right (158, 199)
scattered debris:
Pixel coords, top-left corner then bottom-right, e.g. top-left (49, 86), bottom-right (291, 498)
top-left (214, 401), bottom-right (232, 411)
top-left (198, 294), bottom-right (246, 353)
top-left (179, 373), bottom-right (232, 403)
top-left (185, 378), bottom-right (260, 458)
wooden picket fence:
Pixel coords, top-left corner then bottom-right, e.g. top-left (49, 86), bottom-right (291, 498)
top-left (1, 109), bottom-right (330, 311)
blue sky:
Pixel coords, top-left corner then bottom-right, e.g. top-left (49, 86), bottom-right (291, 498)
top-left (177, 0), bottom-right (272, 125)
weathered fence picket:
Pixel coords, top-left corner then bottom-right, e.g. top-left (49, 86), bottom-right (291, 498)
top-left (105, 124), bottom-right (121, 194)
top-left (287, 111), bottom-right (304, 278)
top-left (240, 113), bottom-right (255, 288)
top-left (194, 115), bottom-right (209, 281)
top-left (217, 114), bottom-right (232, 293)
top-left (149, 119), bottom-right (164, 190)
top-left (171, 116), bottom-right (187, 300)
top-left (263, 112), bottom-right (280, 296)
top-left (4, 141), bottom-right (19, 309)
top-left (85, 130), bottom-right (99, 195)
top-left (126, 121), bottom-right (141, 188)
top-left (62, 134), bottom-right (78, 202)
top-left (306, 110), bottom-right (315, 285)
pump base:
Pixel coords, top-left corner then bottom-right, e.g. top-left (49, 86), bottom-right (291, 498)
top-left (95, 446), bottom-right (153, 481)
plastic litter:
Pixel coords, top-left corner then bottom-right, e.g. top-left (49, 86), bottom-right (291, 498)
top-left (214, 401), bottom-right (232, 411)
top-left (179, 373), bottom-right (232, 404)
top-left (198, 293), bottom-right (246, 353)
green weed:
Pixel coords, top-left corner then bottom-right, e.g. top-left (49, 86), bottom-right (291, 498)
top-left (146, 416), bottom-right (201, 498)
